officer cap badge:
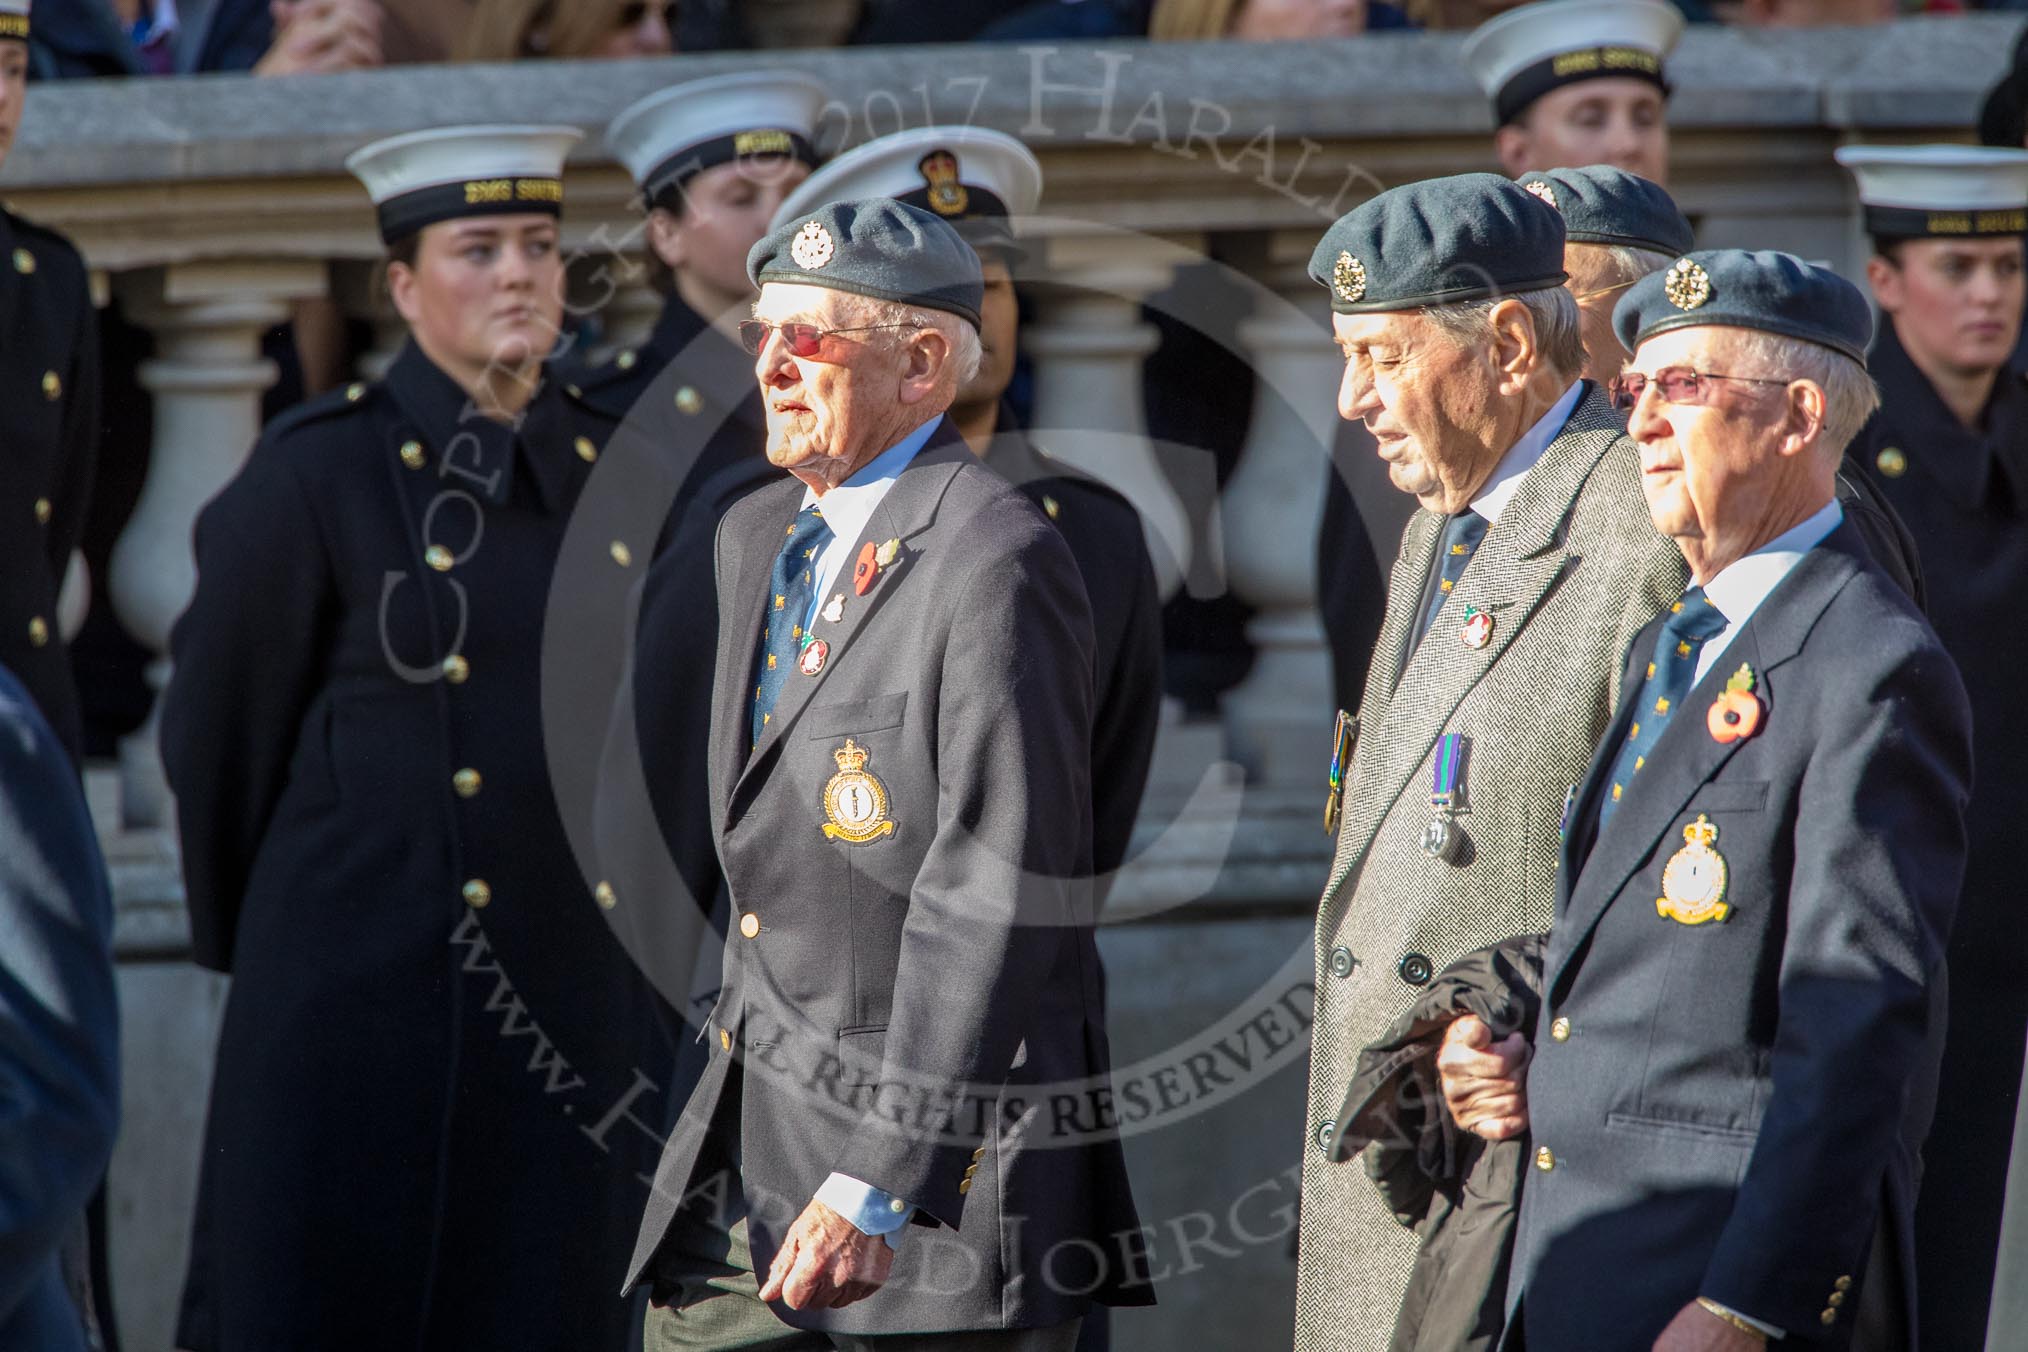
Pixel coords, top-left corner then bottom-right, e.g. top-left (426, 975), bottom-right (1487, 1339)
top-left (791, 219), bottom-right (836, 270)
top-left (1664, 257), bottom-right (1711, 311)
top-left (1333, 251), bottom-right (1367, 305)
top-left (918, 150), bottom-right (971, 217)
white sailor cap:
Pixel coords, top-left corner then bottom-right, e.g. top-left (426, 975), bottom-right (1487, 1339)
top-left (346, 124), bottom-right (582, 245)
top-left (1462, 0), bottom-right (1683, 127)
top-left (606, 71), bottom-right (829, 204)
top-left (0, 2), bottom-right (29, 42)
top-left (1836, 144), bottom-right (2028, 241)
top-left (771, 126), bottom-right (1041, 259)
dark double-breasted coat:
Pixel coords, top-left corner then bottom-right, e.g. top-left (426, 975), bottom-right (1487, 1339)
top-left (1853, 317), bottom-right (2028, 1351)
top-left (0, 210), bottom-right (97, 763)
top-left (625, 424), bottom-right (1152, 1333)
top-left (163, 341), bottom-right (679, 1352)
top-left (1508, 524), bottom-right (1971, 1350)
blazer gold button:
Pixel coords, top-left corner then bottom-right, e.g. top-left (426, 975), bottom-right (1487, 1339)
top-left (1834, 1276), bottom-right (1852, 1291)
top-left (1329, 946), bottom-right (1356, 979)
top-left (12, 246), bottom-right (32, 274)
top-left (1550, 1017), bottom-right (1571, 1042)
top-left (40, 370), bottom-right (60, 400)
top-left (1875, 446), bottom-right (1907, 478)
top-left (442, 654), bottom-right (470, 684)
top-left (739, 912), bottom-right (761, 939)
top-left (566, 383), bottom-right (583, 399)
top-left (1828, 1292), bottom-right (1844, 1307)
top-left (399, 440), bottom-right (425, 469)
top-left (972, 1146), bottom-right (986, 1160)
top-left (719, 1027), bottom-right (731, 1051)
top-left (426, 544), bottom-right (454, 573)
top-left (616, 349), bottom-right (637, 371)
top-left (958, 1178), bottom-right (972, 1195)
top-left (574, 436), bottom-right (597, 463)
top-left (1820, 1310), bottom-right (1837, 1326)
top-left (26, 617), bottom-right (47, 647)
top-left (1534, 1146), bottom-right (1555, 1172)
top-left (595, 882), bottom-right (617, 910)
top-left (675, 386), bottom-right (703, 415)
top-left (610, 541), bottom-right (633, 567)
top-left (452, 768), bottom-right (481, 798)
top-left (346, 382), bottom-right (366, 402)
top-left (33, 498), bottom-right (50, 524)
top-left (462, 879), bottom-right (492, 909)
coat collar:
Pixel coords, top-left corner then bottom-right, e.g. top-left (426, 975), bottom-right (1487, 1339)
top-left (1869, 317), bottom-right (2028, 516)
top-left (1549, 522), bottom-right (1870, 999)
top-left (383, 339), bottom-right (582, 512)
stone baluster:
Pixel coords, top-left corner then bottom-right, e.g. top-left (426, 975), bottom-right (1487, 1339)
top-left (109, 260), bottom-right (327, 829)
top-left (1218, 231), bottom-right (1340, 790)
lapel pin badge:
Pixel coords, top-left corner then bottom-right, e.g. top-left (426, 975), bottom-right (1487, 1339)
top-left (1460, 607), bottom-right (1494, 650)
top-left (822, 593), bottom-right (846, 625)
top-left (798, 638), bottom-right (830, 677)
top-left (1707, 664), bottom-right (1763, 744)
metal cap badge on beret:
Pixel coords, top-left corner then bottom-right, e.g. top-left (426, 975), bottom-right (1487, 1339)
top-left (1515, 165), bottom-right (1694, 256)
top-left (1308, 173), bottom-right (1568, 315)
top-left (1613, 249), bottom-right (1873, 365)
top-left (1835, 144), bottom-right (2028, 242)
top-left (606, 71), bottom-right (828, 203)
top-left (749, 198), bottom-right (984, 329)
top-left (1463, 0), bottom-right (1682, 127)
top-left (346, 124), bottom-right (582, 245)
top-left (772, 126), bottom-right (1042, 261)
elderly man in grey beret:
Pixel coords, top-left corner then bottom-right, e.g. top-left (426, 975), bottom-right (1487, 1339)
top-left (622, 197), bottom-right (1150, 1351)
top-left (1296, 172), bottom-right (1685, 1352)
top-left (1446, 249), bottom-right (1969, 1352)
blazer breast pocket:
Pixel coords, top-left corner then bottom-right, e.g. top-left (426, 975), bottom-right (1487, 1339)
top-left (1687, 780), bottom-right (1768, 815)
top-left (805, 692), bottom-right (908, 739)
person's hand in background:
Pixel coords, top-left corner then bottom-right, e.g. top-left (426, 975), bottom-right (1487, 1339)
top-left (252, 0), bottom-right (383, 76)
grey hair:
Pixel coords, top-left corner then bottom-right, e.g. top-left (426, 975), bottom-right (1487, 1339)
top-left (1421, 285), bottom-right (1586, 381)
top-left (1718, 329), bottom-right (1881, 456)
top-left (1582, 243), bottom-right (1678, 291)
top-left (838, 294), bottom-right (983, 391)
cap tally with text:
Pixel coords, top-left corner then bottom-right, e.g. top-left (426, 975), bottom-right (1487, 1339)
top-left (1613, 249), bottom-right (1874, 366)
top-left (1835, 144), bottom-right (2028, 242)
top-left (1462, 0), bottom-right (1683, 127)
top-left (346, 125), bottom-right (582, 246)
top-left (1516, 165), bottom-right (1694, 256)
top-left (748, 198), bottom-right (984, 329)
top-left (773, 126), bottom-right (1042, 261)
top-left (1308, 172), bottom-right (1567, 316)
top-left (606, 72), bottom-right (828, 204)
top-left (0, 1), bottom-right (28, 44)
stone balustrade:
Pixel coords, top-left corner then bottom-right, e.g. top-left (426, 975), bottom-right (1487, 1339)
top-left (13, 17), bottom-right (2015, 1348)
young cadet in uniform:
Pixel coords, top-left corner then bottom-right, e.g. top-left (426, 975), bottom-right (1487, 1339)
top-left (772, 126), bottom-right (1162, 905)
top-left (1837, 143), bottom-right (2028, 1352)
top-left (0, 0), bottom-right (98, 764)
top-left (161, 126), bottom-right (675, 1352)
top-left (1294, 174), bottom-right (1684, 1352)
top-left (1447, 251), bottom-right (1969, 1352)
top-left (1462, 0), bottom-right (1683, 187)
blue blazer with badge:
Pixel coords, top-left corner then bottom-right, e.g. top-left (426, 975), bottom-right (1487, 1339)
top-left (1507, 522), bottom-right (1971, 1349)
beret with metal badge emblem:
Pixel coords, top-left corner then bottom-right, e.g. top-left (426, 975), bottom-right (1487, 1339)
top-left (1308, 172), bottom-right (1568, 316)
top-left (748, 197), bottom-right (984, 330)
top-left (1515, 165), bottom-right (1694, 256)
top-left (1613, 248), bottom-right (1874, 365)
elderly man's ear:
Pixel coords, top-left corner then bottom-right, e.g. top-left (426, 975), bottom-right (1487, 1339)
top-left (1488, 298), bottom-right (1545, 395)
top-left (897, 328), bottom-right (952, 407)
top-left (1777, 379), bottom-right (1830, 459)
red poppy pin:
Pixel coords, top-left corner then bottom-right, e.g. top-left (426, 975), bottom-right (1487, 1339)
top-left (852, 542), bottom-right (879, 595)
top-left (1707, 663), bottom-right (1764, 744)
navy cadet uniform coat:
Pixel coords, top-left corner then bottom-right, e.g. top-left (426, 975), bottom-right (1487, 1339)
top-left (1509, 524), bottom-right (1971, 1350)
top-left (626, 424), bottom-right (1153, 1334)
top-left (0, 211), bottom-right (98, 763)
top-left (979, 404), bottom-right (1161, 898)
top-left (1852, 317), bottom-right (2028, 1350)
top-left (162, 341), bottom-right (679, 1352)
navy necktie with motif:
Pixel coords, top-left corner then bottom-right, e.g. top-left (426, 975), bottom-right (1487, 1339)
top-left (750, 504), bottom-right (834, 745)
top-left (1596, 587), bottom-right (1729, 831)
top-left (1419, 510), bottom-right (1489, 643)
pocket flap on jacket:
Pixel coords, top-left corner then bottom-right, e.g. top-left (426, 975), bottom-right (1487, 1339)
top-left (1686, 780), bottom-right (1768, 815)
top-left (805, 692), bottom-right (908, 738)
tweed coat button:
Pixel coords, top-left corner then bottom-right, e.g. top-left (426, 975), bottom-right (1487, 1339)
top-left (675, 386), bottom-right (703, 415)
top-left (1315, 1119), bottom-right (1336, 1151)
top-left (740, 912), bottom-right (761, 939)
top-left (452, 768), bottom-right (482, 798)
top-left (1329, 947), bottom-right (1357, 979)
top-left (462, 879), bottom-right (492, 909)
top-left (442, 654), bottom-right (470, 684)
top-left (32, 497), bottom-right (50, 525)
top-left (1534, 1146), bottom-right (1555, 1172)
top-left (1549, 1017), bottom-right (1571, 1042)
top-left (1397, 953), bottom-right (1433, 986)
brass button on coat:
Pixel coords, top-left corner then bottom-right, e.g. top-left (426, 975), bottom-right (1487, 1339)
top-left (958, 1178), bottom-right (972, 1195)
top-left (442, 654), bottom-right (470, 684)
top-left (452, 768), bottom-right (482, 798)
top-left (345, 382), bottom-right (365, 402)
top-left (462, 879), bottom-right (492, 909)
top-left (426, 544), bottom-right (454, 573)
top-left (12, 247), bottom-right (32, 274)
top-left (719, 1028), bottom-right (731, 1051)
top-left (739, 912), bottom-right (761, 939)
top-left (40, 370), bottom-right (60, 400)
top-left (399, 440), bottom-right (426, 469)
top-left (32, 498), bottom-right (50, 525)
top-left (1820, 1310), bottom-right (1837, 1326)
top-left (1875, 446), bottom-right (1907, 478)
top-left (616, 349), bottom-right (638, 371)
top-left (595, 882), bottom-right (617, 910)
top-left (610, 541), bottom-right (633, 567)
top-left (1834, 1276), bottom-right (1852, 1291)
top-left (675, 386), bottom-right (703, 415)
top-left (26, 617), bottom-right (47, 647)
top-left (1549, 1017), bottom-right (1571, 1042)
top-left (1534, 1146), bottom-right (1555, 1172)
top-left (574, 436), bottom-right (598, 463)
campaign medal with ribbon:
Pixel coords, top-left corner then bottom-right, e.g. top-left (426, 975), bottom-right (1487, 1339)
top-left (1421, 732), bottom-right (1469, 863)
top-left (1657, 814), bottom-right (1730, 924)
top-left (822, 738), bottom-right (896, 842)
top-left (1322, 710), bottom-right (1356, 835)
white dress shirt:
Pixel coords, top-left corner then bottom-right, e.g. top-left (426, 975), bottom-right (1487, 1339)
top-left (1695, 500), bottom-right (1845, 686)
top-left (1468, 381), bottom-right (1584, 526)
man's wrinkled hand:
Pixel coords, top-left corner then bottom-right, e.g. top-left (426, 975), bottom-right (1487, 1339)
top-left (1436, 1013), bottom-right (1531, 1141)
top-left (254, 0), bottom-right (384, 77)
top-left (756, 1198), bottom-right (894, 1311)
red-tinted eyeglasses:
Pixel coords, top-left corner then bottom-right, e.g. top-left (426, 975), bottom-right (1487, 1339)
top-left (738, 319), bottom-right (913, 358)
top-left (1608, 366), bottom-right (1792, 413)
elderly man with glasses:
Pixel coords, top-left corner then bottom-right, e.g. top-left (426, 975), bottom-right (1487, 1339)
top-left (1444, 250), bottom-right (1970, 1352)
top-left (621, 198), bottom-right (1150, 1352)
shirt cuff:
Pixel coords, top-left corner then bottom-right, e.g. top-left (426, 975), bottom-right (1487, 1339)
top-left (815, 1172), bottom-right (914, 1245)
top-left (1702, 1297), bottom-right (1783, 1340)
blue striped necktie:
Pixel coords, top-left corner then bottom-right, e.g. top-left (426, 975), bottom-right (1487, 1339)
top-left (1596, 587), bottom-right (1729, 831)
top-left (750, 505), bottom-right (833, 745)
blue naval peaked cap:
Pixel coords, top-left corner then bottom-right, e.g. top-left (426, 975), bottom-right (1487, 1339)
top-left (1308, 173), bottom-right (1568, 316)
top-left (1613, 249), bottom-right (1874, 365)
top-left (1514, 165), bottom-right (1695, 256)
top-left (748, 197), bottom-right (984, 330)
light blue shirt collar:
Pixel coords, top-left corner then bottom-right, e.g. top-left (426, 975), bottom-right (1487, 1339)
top-left (1695, 498), bottom-right (1844, 684)
top-left (800, 415), bottom-right (942, 625)
top-left (1469, 381), bottom-right (1584, 525)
